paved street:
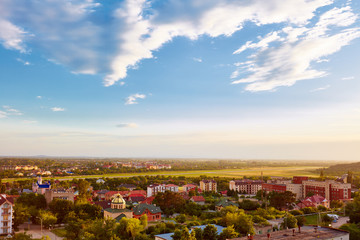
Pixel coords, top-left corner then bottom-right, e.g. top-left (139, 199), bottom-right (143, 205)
top-left (17, 222), bottom-right (64, 240)
top-left (331, 216), bottom-right (349, 229)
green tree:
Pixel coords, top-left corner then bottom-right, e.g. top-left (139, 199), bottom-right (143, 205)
top-left (175, 214), bottom-right (187, 224)
top-left (13, 203), bottom-right (30, 230)
top-left (218, 225), bottom-right (239, 240)
top-left (74, 202), bottom-right (102, 220)
top-left (339, 223), bottom-right (360, 240)
top-left (49, 199), bottom-right (74, 223)
top-left (10, 233), bottom-right (32, 240)
top-left (153, 191), bottom-right (186, 216)
top-left (193, 227), bottom-right (203, 240)
top-left (268, 191), bottom-right (296, 210)
top-left (346, 195), bottom-right (360, 224)
top-left (282, 214), bottom-right (297, 229)
top-left (295, 216), bottom-right (306, 233)
top-left (116, 218), bottom-right (144, 240)
top-left (39, 210), bottom-right (57, 228)
top-left (224, 211), bottom-right (255, 235)
top-left (202, 224), bottom-right (218, 240)
top-left (80, 218), bottom-right (118, 240)
top-left (140, 214), bottom-right (148, 228)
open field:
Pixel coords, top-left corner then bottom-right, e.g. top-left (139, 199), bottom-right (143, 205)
top-left (2, 166), bottom-right (320, 182)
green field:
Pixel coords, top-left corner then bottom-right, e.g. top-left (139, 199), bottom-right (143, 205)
top-left (2, 166), bottom-right (320, 182)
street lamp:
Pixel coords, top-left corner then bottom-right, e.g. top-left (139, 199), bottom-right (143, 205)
top-left (36, 216), bottom-right (43, 236)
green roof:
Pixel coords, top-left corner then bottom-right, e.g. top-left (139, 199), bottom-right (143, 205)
top-left (215, 199), bottom-right (237, 207)
top-left (115, 214), bottom-right (127, 222)
top-left (133, 203), bottom-right (162, 215)
top-left (104, 208), bottom-right (132, 213)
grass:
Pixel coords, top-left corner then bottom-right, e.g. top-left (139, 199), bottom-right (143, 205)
top-left (304, 214), bottom-right (319, 225)
top-left (51, 228), bottom-right (67, 237)
top-left (2, 166), bottom-right (320, 182)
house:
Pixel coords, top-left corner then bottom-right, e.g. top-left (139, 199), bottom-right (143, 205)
top-left (94, 189), bottom-right (109, 201)
top-left (141, 196), bottom-right (155, 204)
top-left (190, 196), bottom-right (205, 205)
top-left (0, 194), bottom-right (14, 236)
top-left (133, 203), bottom-right (162, 222)
top-left (104, 194), bottom-right (133, 220)
top-left (297, 194), bottom-right (330, 209)
top-left (96, 179), bottom-right (105, 184)
top-left (215, 199), bottom-right (237, 211)
top-left (183, 184), bottom-right (197, 192)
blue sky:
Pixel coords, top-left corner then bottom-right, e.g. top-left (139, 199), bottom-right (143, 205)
top-left (0, 0), bottom-right (360, 160)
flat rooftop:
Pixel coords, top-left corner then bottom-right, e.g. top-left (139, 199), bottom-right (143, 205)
top-left (232, 226), bottom-right (349, 240)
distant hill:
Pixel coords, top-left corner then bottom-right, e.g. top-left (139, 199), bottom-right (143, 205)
top-left (324, 162), bottom-right (360, 174)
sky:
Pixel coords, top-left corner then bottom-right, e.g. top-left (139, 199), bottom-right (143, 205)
top-left (0, 0), bottom-right (360, 160)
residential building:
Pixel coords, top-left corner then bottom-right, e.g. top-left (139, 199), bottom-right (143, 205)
top-left (0, 194), bottom-right (13, 236)
top-left (302, 180), bottom-right (351, 201)
top-left (132, 203), bottom-right (162, 221)
top-left (215, 199), bottom-right (237, 211)
top-left (261, 183), bottom-right (286, 193)
top-left (200, 180), bottom-right (217, 192)
top-left (285, 183), bottom-right (303, 200)
top-left (293, 176), bottom-right (309, 184)
top-left (229, 179), bottom-right (263, 194)
top-left (190, 196), bottom-right (205, 205)
top-left (146, 184), bottom-right (179, 197)
top-left (182, 184), bottom-right (197, 192)
top-left (297, 194), bottom-right (330, 209)
top-left (44, 188), bottom-right (75, 204)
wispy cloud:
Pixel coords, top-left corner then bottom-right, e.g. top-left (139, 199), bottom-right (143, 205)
top-left (2, 105), bottom-right (23, 116)
top-left (125, 94), bottom-right (146, 105)
top-left (36, 96), bottom-right (42, 99)
top-left (341, 76), bottom-right (355, 80)
top-left (193, 57), bottom-right (203, 63)
top-left (0, 111), bottom-right (7, 118)
top-left (116, 123), bottom-right (138, 128)
top-left (310, 84), bottom-right (331, 92)
top-left (231, 6), bottom-right (360, 92)
top-left (16, 58), bottom-right (30, 65)
top-left (51, 107), bottom-right (66, 112)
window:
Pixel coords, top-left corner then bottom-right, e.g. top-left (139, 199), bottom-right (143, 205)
top-left (3, 216), bottom-right (8, 221)
top-left (3, 222), bottom-right (8, 227)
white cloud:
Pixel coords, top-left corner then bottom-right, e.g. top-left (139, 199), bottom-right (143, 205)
top-left (0, 0), bottom-right (336, 87)
top-left (193, 57), bottom-right (203, 63)
top-left (23, 120), bottom-right (37, 124)
top-left (2, 105), bottom-right (23, 116)
top-left (51, 107), bottom-right (66, 112)
top-left (0, 111), bottom-right (7, 118)
top-left (116, 123), bottom-right (138, 128)
top-left (231, 6), bottom-right (360, 92)
top-left (125, 93), bottom-right (146, 105)
top-left (36, 96), bottom-right (42, 99)
top-left (16, 58), bottom-right (30, 65)
top-left (310, 84), bottom-right (331, 92)
top-left (341, 76), bottom-right (355, 80)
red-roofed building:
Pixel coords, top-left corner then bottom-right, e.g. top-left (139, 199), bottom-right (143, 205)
top-left (297, 194), bottom-right (329, 209)
top-left (190, 196), bottom-right (205, 205)
top-left (183, 184), bottom-right (198, 192)
top-left (141, 196), bottom-right (155, 205)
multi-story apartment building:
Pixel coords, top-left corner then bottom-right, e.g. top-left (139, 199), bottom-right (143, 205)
top-left (147, 184), bottom-right (179, 197)
top-left (285, 183), bottom-right (303, 200)
top-left (302, 180), bottom-right (351, 201)
top-left (293, 176), bottom-right (309, 184)
top-left (200, 180), bottom-right (217, 192)
top-left (261, 183), bottom-right (286, 193)
top-left (229, 179), bottom-right (263, 194)
top-left (0, 194), bottom-right (13, 236)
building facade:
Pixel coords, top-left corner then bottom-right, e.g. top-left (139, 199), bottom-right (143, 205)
top-left (200, 180), bottom-right (217, 192)
top-left (146, 184), bottom-right (179, 197)
top-left (302, 180), bottom-right (351, 201)
top-left (0, 194), bottom-right (13, 236)
top-left (261, 183), bottom-right (286, 193)
top-left (229, 179), bottom-right (262, 194)
top-left (44, 188), bottom-right (75, 204)
top-left (132, 203), bottom-right (162, 221)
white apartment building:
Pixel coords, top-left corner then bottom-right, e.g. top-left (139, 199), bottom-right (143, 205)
top-left (0, 194), bottom-right (13, 236)
top-left (147, 184), bottom-right (179, 197)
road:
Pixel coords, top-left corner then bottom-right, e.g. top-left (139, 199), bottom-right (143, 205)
top-left (17, 222), bottom-right (64, 240)
top-left (331, 216), bottom-right (349, 228)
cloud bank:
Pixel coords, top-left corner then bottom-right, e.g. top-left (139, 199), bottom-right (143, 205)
top-left (0, 0), bottom-right (358, 91)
